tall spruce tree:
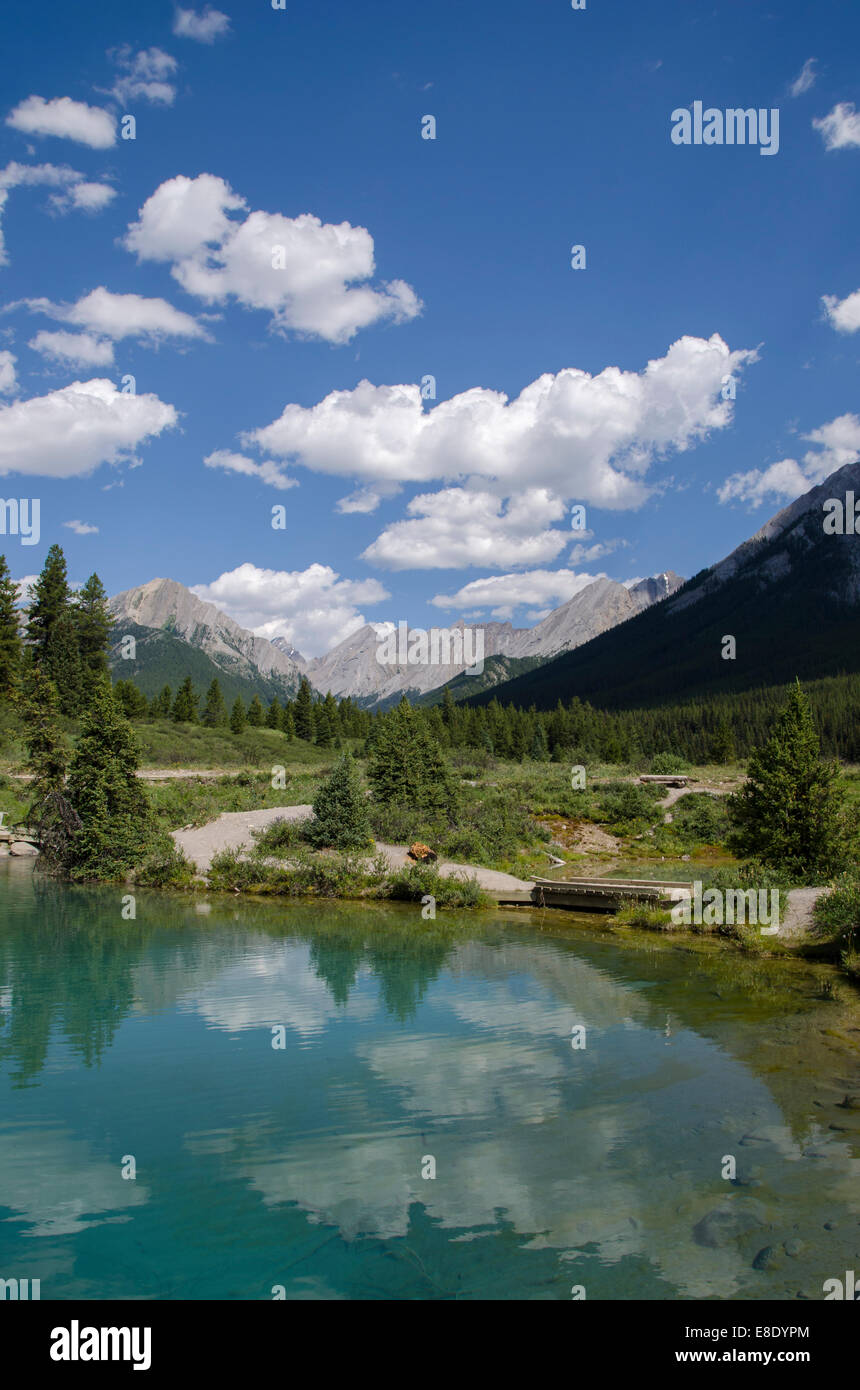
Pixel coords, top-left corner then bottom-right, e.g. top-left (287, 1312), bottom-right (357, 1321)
top-left (726, 681), bottom-right (851, 878)
top-left (47, 609), bottom-right (84, 716)
top-left (710, 715), bottom-right (736, 765)
top-left (26, 544), bottom-right (84, 711)
top-left (0, 555), bottom-right (22, 699)
top-left (27, 544), bottom-right (69, 652)
top-left (22, 661), bottom-right (69, 811)
top-left (266, 697), bottom-right (282, 729)
top-left (294, 676), bottom-right (314, 741)
top-left (171, 676), bottom-right (199, 723)
top-left (230, 696), bottom-right (246, 733)
top-left (20, 661), bottom-right (78, 866)
top-left (246, 694), bottom-right (265, 727)
top-left (306, 749), bottom-right (373, 851)
top-left (203, 678), bottom-right (228, 728)
top-left (74, 574), bottom-right (111, 687)
top-left (64, 677), bottom-right (156, 880)
top-left (151, 684), bottom-right (172, 719)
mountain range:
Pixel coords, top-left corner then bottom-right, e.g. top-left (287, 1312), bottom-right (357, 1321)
top-left (462, 460), bottom-right (860, 711)
top-left (106, 461), bottom-right (860, 714)
top-left (107, 570), bottom-right (684, 707)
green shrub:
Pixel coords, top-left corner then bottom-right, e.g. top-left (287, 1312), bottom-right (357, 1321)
top-left (368, 801), bottom-right (442, 847)
top-left (251, 815), bottom-right (305, 855)
top-left (650, 751), bottom-right (691, 774)
top-left (672, 793), bottom-right (729, 843)
top-left (135, 843), bottom-right (196, 888)
top-left (305, 751), bottom-right (373, 851)
top-left (812, 873), bottom-right (860, 946)
top-left (598, 784), bottom-right (656, 825)
top-left (385, 863), bottom-right (488, 909)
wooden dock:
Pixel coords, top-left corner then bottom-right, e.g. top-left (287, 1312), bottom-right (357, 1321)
top-left (496, 877), bottom-right (694, 913)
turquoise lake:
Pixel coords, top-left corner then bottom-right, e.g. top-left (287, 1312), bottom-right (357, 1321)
top-left (1, 859), bottom-right (859, 1301)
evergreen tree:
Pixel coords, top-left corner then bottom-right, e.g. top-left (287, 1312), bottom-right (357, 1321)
top-left (74, 574), bottom-right (111, 685)
top-left (294, 676), bottom-right (314, 741)
top-left (203, 678), bottom-right (228, 728)
top-left (46, 609), bottom-right (84, 716)
top-left (509, 712), bottom-right (528, 762)
top-left (0, 555), bottom-right (22, 699)
top-left (266, 697), bottom-right (282, 729)
top-left (171, 675), bottom-right (199, 724)
top-left (282, 706), bottom-right (295, 741)
top-left (230, 697), bottom-right (246, 734)
top-left (530, 722), bottom-right (549, 761)
top-left (64, 677), bottom-right (156, 880)
top-left (710, 716), bottom-right (736, 765)
top-left (726, 682), bottom-right (851, 878)
top-left (306, 750), bottom-right (373, 851)
top-left (26, 543), bottom-right (70, 662)
top-left (150, 684), bottom-right (172, 719)
top-left (367, 698), bottom-right (459, 820)
top-left (21, 661), bottom-right (69, 812)
top-left (113, 679), bottom-right (149, 719)
top-left (247, 694), bottom-right (265, 727)
top-left (20, 660), bottom-right (79, 868)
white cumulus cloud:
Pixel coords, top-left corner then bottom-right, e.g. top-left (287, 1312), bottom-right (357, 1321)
top-left (717, 413), bottom-right (860, 507)
top-left (203, 449), bottom-right (297, 491)
top-left (63, 519), bottom-right (98, 535)
top-left (123, 173), bottom-right (422, 343)
top-left (28, 330), bottom-right (116, 367)
top-left (28, 286), bottom-right (210, 344)
top-left (813, 102), bottom-right (860, 150)
top-left (431, 569), bottom-right (599, 618)
top-left (244, 335), bottom-right (756, 507)
top-left (822, 287), bottom-right (860, 333)
top-left (173, 7), bottom-right (231, 42)
top-left (362, 487), bottom-right (572, 571)
top-left (6, 95), bottom-right (116, 149)
top-left (0, 378), bottom-right (177, 479)
top-left (191, 562), bottom-right (391, 657)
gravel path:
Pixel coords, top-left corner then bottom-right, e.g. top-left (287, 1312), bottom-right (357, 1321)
top-left (781, 887), bottom-right (828, 938)
top-left (172, 806), bottom-right (313, 871)
top-left (171, 806), bottom-right (535, 891)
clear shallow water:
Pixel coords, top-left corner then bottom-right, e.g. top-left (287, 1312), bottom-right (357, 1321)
top-left (1, 860), bottom-right (859, 1301)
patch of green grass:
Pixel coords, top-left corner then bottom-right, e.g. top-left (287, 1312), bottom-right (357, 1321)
top-left (133, 721), bottom-right (341, 769)
top-left (146, 767), bottom-right (331, 830)
top-left (613, 902), bottom-right (677, 931)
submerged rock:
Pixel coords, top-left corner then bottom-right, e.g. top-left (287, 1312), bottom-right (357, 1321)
top-left (693, 1201), bottom-right (767, 1249)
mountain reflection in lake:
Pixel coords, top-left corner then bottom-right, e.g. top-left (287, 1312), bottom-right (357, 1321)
top-left (1, 860), bottom-right (858, 1301)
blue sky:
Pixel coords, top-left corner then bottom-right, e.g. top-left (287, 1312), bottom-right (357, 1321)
top-left (0, 0), bottom-right (859, 656)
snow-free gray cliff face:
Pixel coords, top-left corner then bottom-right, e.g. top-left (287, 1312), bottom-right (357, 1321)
top-left (280, 573), bottom-right (684, 703)
top-left (108, 570), bottom-right (684, 707)
top-left (109, 577), bottom-right (306, 692)
top-left (670, 460), bottom-right (860, 613)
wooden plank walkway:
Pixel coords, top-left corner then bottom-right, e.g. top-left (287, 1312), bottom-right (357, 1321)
top-left (496, 877), bottom-right (694, 912)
